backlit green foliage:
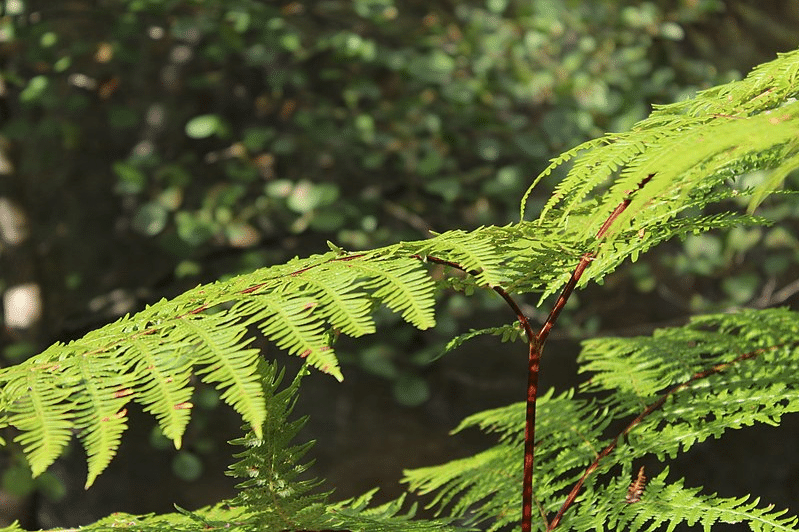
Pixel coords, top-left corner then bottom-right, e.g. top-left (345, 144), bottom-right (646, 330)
top-left (2, 46), bottom-right (799, 532)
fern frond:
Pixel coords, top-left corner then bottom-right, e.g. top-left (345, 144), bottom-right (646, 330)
top-left (404, 390), bottom-right (613, 531)
top-left (0, 243), bottom-right (447, 482)
top-left (406, 308), bottom-right (799, 530)
top-left (436, 324), bottom-right (525, 361)
top-left (128, 334), bottom-right (195, 448)
top-left (580, 308), bottom-right (799, 406)
top-left (71, 351), bottom-right (132, 488)
top-left (520, 49), bottom-right (799, 275)
top-left (413, 228), bottom-right (510, 287)
top-left (565, 468), bottom-right (798, 532)
top-left (345, 255), bottom-right (437, 330)
top-left (227, 363), bottom-right (331, 531)
top-left (29, 503), bottom-right (250, 532)
top-left (519, 137), bottom-right (608, 220)
top-left (581, 210), bottom-right (770, 287)
top-left (4, 361), bottom-right (74, 477)
top-left (177, 314), bottom-right (267, 441)
top-left (286, 264), bottom-right (377, 337)
top-left (225, 360), bottom-right (469, 531)
top-left (328, 490), bottom-right (468, 531)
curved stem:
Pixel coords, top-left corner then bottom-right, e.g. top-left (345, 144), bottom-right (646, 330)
top-left (532, 173), bottom-right (654, 531)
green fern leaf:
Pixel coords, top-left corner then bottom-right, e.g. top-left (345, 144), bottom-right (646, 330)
top-left (347, 256), bottom-right (437, 330)
top-left (71, 352), bottom-right (132, 488)
top-left (436, 324), bottom-right (524, 361)
top-left (236, 291), bottom-right (341, 380)
top-left (176, 314), bottom-right (267, 439)
top-left (227, 363), bottom-right (330, 531)
top-left (287, 263), bottom-right (377, 337)
top-left (566, 468), bottom-right (798, 532)
top-left (406, 308), bottom-right (799, 530)
top-left (329, 490), bottom-right (467, 531)
top-left (127, 334), bottom-right (195, 448)
top-left (5, 363), bottom-right (74, 478)
top-left (414, 229), bottom-right (508, 287)
top-left (520, 49), bottom-right (799, 268)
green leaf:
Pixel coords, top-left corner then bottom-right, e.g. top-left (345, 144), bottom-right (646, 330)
top-left (131, 202), bottom-right (168, 236)
top-left (185, 114), bottom-right (224, 139)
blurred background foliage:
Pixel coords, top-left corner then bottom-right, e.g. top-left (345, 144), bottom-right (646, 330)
top-left (1, 0), bottom-right (798, 527)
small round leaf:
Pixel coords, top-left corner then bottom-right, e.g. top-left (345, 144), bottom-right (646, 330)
top-left (185, 114), bottom-right (222, 139)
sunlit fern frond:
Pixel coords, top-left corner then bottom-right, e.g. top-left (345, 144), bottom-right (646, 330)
top-left (514, 49), bottom-right (799, 298)
top-left (0, 226), bottom-right (562, 486)
top-left (406, 308), bottom-right (799, 531)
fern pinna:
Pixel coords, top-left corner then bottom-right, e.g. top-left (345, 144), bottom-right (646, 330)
top-left (1, 49), bottom-right (799, 531)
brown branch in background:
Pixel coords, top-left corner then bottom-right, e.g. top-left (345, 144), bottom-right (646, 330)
top-left (545, 341), bottom-right (792, 531)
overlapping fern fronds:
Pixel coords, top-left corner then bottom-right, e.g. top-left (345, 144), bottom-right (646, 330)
top-left (223, 361), bottom-right (466, 531)
top-left (520, 48), bottom-right (799, 294)
top-left (226, 362), bottom-right (327, 530)
top-left (0, 361), bottom-right (462, 532)
top-left (404, 308), bottom-right (799, 530)
top-left (403, 391), bottom-right (608, 531)
top-left (1, 46), bottom-right (798, 526)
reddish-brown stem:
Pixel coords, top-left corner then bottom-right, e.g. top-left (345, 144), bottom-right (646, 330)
top-left (595, 173), bottom-right (654, 241)
top-left (416, 255), bottom-right (543, 531)
top-left (522, 173), bottom-right (655, 532)
top-left (545, 342), bottom-right (791, 531)
top-left (535, 253), bottom-right (593, 348)
top-left (521, 339), bottom-right (540, 532)
top-left (410, 254), bottom-right (542, 532)
top-left (522, 252), bottom-right (592, 532)
top-left (413, 254), bottom-right (536, 345)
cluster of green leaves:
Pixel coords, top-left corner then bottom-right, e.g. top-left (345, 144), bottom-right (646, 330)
top-left (1, 46), bottom-right (799, 531)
